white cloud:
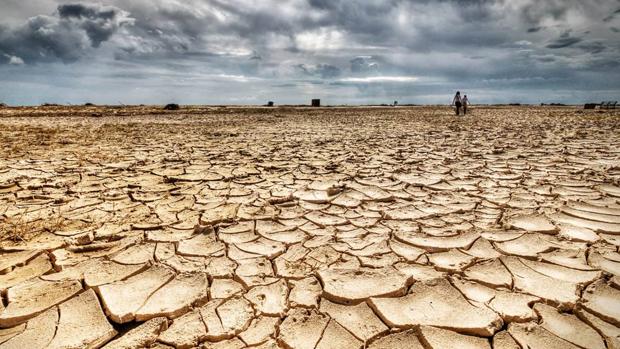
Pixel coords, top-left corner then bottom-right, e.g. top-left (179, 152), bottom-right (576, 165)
top-left (212, 74), bottom-right (257, 82)
top-left (6, 55), bottom-right (25, 65)
top-left (295, 27), bottom-right (345, 51)
top-left (339, 76), bottom-right (418, 83)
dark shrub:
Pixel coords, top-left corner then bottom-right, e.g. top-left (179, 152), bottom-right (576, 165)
top-left (164, 104), bottom-right (180, 110)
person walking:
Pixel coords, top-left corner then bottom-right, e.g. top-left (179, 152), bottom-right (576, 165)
top-left (452, 91), bottom-right (462, 116)
top-left (462, 94), bottom-right (469, 115)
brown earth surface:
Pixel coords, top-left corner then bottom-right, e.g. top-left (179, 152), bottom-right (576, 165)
top-left (0, 105), bottom-right (619, 348)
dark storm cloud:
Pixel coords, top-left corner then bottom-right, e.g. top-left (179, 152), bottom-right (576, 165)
top-left (58, 4), bottom-right (117, 20)
top-left (58, 4), bottom-right (127, 46)
top-left (603, 8), bottom-right (620, 21)
top-left (0, 3), bottom-right (132, 63)
top-left (0, 0), bottom-right (619, 105)
top-left (546, 37), bottom-right (582, 49)
top-left (2, 0), bottom-right (615, 62)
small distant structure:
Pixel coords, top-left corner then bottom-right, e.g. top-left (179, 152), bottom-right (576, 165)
top-left (164, 103), bottom-right (180, 110)
top-left (393, 101), bottom-right (398, 107)
top-left (267, 101), bottom-right (274, 107)
top-left (311, 99), bottom-right (321, 107)
top-left (584, 103), bottom-right (597, 110)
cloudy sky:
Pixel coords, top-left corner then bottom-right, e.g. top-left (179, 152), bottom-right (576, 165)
top-left (1, 0), bottom-right (619, 105)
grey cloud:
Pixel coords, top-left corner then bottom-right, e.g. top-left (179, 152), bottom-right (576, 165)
top-left (305, 0), bottom-right (399, 42)
top-left (58, 4), bottom-right (118, 20)
top-left (111, 1), bottom-right (217, 56)
top-left (0, 3), bottom-right (132, 63)
top-left (59, 4), bottom-right (129, 47)
top-left (350, 56), bottom-right (379, 74)
top-left (296, 64), bottom-right (342, 79)
top-left (537, 56), bottom-right (556, 63)
top-left (250, 51), bottom-right (262, 60)
top-left (455, 0), bottom-right (497, 21)
top-left (603, 8), bottom-right (620, 21)
top-left (578, 41), bottom-right (606, 54)
top-left (520, 1), bottom-right (572, 25)
top-left (583, 57), bottom-right (620, 71)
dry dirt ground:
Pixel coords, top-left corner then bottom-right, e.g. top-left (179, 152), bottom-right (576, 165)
top-left (0, 105), bottom-right (619, 349)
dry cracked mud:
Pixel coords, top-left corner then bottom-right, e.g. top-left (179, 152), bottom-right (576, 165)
top-left (0, 105), bottom-right (619, 348)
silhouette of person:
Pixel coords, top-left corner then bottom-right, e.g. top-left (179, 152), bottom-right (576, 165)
top-left (452, 91), bottom-right (462, 116)
top-left (462, 95), bottom-right (469, 115)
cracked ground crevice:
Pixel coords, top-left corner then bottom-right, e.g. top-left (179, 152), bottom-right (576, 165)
top-left (0, 105), bottom-right (619, 348)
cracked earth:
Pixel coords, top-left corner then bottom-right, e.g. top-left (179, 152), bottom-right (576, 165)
top-left (0, 105), bottom-right (619, 349)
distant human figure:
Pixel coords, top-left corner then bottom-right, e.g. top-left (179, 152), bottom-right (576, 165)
top-left (462, 95), bottom-right (469, 115)
top-left (452, 91), bottom-right (462, 116)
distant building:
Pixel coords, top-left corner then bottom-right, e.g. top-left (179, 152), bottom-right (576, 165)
top-left (267, 101), bottom-right (274, 107)
top-left (312, 99), bottom-right (321, 107)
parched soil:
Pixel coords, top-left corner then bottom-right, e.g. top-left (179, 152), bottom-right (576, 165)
top-left (0, 105), bottom-right (619, 349)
